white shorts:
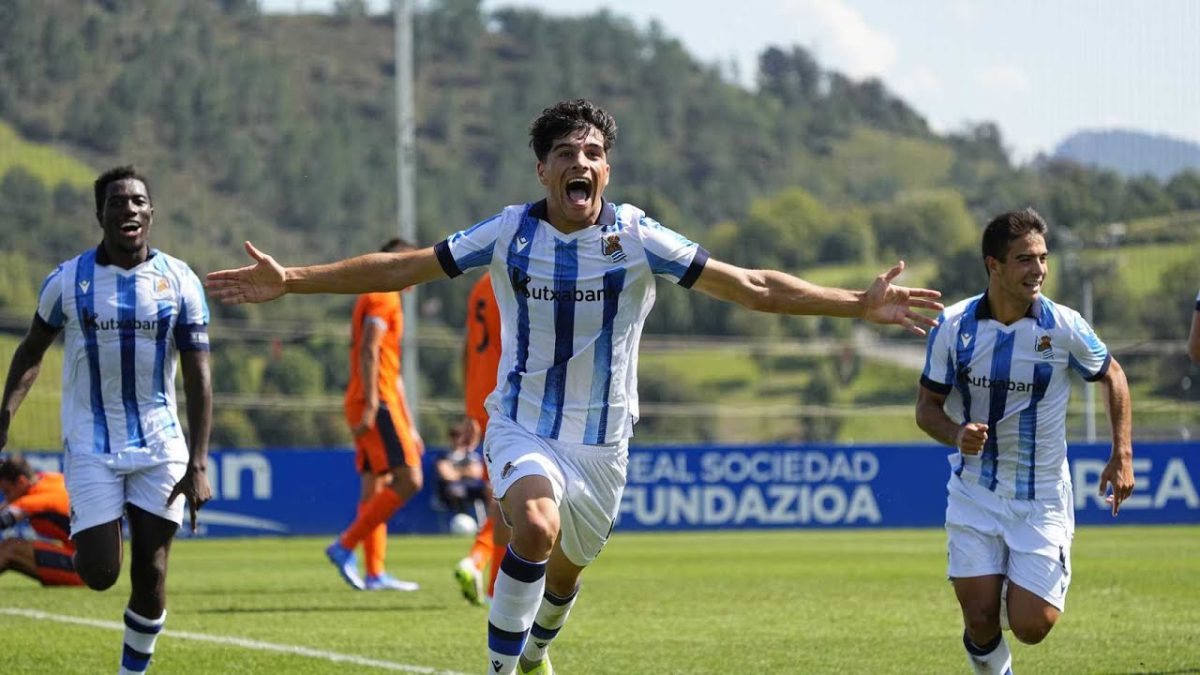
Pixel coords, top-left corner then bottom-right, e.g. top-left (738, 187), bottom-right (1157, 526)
top-left (64, 449), bottom-right (188, 535)
top-left (483, 413), bottom-right (628, 566)
top-left (945, 473), bottom-right (1075, 611)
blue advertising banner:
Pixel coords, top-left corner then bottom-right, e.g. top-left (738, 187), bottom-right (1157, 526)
top-left (618, 442), bottom-right (1200, 531)
top-left (15, 441), bottom-right (1198, 538)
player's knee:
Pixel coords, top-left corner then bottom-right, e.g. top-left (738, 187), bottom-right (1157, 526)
top-left (961, 606), bottom-right (1001, 641)
top-left (1010, 610), bottom-right (1057, 645)
top-left (512, 506), bottom-right (558, 557)
top-left (77, 559), bottom-right (121, 591)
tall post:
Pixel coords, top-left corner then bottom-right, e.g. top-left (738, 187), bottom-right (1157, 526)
top-left (1082, 276), bottom-right (1095, 442)
top-left (394, 0), bottom-right (419, 428)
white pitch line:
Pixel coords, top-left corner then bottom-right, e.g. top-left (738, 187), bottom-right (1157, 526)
top-left (0, 608), bottom-right (469, 675)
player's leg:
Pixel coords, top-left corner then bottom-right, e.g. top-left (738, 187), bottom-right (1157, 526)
top-left (1003, 486), bottom-right (1073, 645)
top-left (64, 453), bottom-right (127, 591)
top-left (119, 457), bottom-right (187, 675)
top-left (490, 473), bottom-right (559, 675)
top-left (518, 443), bottom-right (626, 675)
top-left (121, 505), bottom-right (177, 675)
top-left (518, 544), bottom-right (582, 675)
top-left (490, 497), bottom-right (512, 599)
top-left (360, 471), bottom-right (390, 579)
top-left (946, 479), bottom-right (1012, 675)
top-left (0, 538), bottom-right (41, 581)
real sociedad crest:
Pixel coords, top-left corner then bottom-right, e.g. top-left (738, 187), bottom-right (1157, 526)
top-left (601, 233), bottom-right (626, 263)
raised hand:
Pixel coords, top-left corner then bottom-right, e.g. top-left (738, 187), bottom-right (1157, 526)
top-left (862, 261), bottom-right (944, 336)
top-left (205, 241), bottom-right (287, 305)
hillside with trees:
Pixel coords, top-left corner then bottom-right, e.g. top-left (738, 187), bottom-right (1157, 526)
top-left (1, 0), bottom-right (1196, 447)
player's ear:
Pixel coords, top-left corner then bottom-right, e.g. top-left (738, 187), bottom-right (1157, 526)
top-left (536, 161), bottom-right (547, 186)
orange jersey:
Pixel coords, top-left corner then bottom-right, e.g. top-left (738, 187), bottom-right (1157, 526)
top-left (8, 472), bottom-right (73, 550)
top-left (464, 273), bottom-right (502, 431)
top-left (346, 291), bottom-right (404, 409)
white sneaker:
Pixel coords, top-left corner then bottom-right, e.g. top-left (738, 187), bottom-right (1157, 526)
top-left (364, 573), bottom-right (419, 591)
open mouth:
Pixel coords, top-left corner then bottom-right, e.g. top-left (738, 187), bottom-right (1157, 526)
top-left (120, 221), bottom-right (143, 236)
top-left (565, 178), bottom-right (592, 206)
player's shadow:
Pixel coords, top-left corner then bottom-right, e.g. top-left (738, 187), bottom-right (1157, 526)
top-left (1108, 669), bottom-right (1200, 674)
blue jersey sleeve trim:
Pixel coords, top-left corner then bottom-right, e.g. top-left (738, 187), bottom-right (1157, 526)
top-left (1083, 352), bottom-right (1111, 382)
top-left (920, 374), bottom-right (953, 396)
top-left (678, 247), bottom-right (709, 289)
top-left (434, 240), bottom-right (462, 278)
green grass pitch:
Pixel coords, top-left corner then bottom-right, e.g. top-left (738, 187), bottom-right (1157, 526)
top-left (1, 526), bottom-right (1197, 673)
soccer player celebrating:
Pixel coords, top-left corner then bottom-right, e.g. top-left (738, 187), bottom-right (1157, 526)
top-left (0, 166), bottom-right (212, 674)
top-left (207, 99), bottom-right (942, 675)
top-left (0, 454), bottom-right (84, 588)
top-left (915, 208), bottom-right (1134, 674)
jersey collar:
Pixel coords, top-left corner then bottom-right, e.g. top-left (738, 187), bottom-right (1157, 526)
top-left (95, 243), bottom-right (158, 267)
top-left (528, 199), bottom-right (617, 228)
top-left (975, 290), bottom-right (1042, 322)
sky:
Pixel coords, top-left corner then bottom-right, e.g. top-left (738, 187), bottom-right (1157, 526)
top-left (261, 0), bottom-right (1200, 162)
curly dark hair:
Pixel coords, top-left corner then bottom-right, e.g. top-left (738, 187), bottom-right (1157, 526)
top-left (94, 165), bottom-right (152, 214)
top-left (528, 99), bottom-right (618, 162)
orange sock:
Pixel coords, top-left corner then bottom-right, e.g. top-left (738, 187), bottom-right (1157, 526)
top-left (488, 538), bottom-right (503, 597)
top-left (340, 489), bottom-right (403, 550)
top-left (360, 499), bottom-right (388, 578)
top-left (468, 517), bottom-right (494, 570)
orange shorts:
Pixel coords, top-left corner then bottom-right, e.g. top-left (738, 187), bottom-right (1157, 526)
top-left (346, 400), bottom-right (421, 475)
top-left (32, 541), bottom-right (83, 587)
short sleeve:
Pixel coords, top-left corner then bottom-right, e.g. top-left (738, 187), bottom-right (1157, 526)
top-left (435, 212), bottom-right (506, 278)
top-left (639, 215), bottom-right (709, 288)
top-left (360, 292), bottom-right (398, 329)
top-left (1066, 310), bottom-right (1109, 382)
top-left (174, 265), bottom-right (210, 352)
top-left (36, 265), bottom-right (67, 328)
top-left (919, 313), bottom-right (954, 395)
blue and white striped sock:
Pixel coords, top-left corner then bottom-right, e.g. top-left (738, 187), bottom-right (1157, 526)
top-left (522, 585), bottom-right (579, 664)
top-left (119, 608), bottom-right (165, 674)
top-left (487, 546), bottom-right (547, 675)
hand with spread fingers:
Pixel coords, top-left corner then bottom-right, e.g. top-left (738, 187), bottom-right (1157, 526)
top-left (861, 261), bottom-right (944, 337)
top-left (205, 241), bottom-right (287, 305)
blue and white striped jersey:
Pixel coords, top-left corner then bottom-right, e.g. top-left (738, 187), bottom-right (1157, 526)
top-left (36, 247), bottom-right (210, 458)
top-left (434, 200), bottom-right (708, 444)
top-left (920, 292), bottom-right (1110, 499)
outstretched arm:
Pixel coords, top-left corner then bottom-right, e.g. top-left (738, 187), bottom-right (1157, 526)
top-left (1096, 356), bottom-right (1134, 516)
top-left (692, 258), bottom-right (943, 336)
top-left (0, 316), bottom-right (62, 451)
top-left (206, 241), bottom-right (449, 305)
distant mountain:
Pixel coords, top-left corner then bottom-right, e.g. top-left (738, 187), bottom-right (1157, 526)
top-left (1053, 129), bottom-right (1200, 180)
